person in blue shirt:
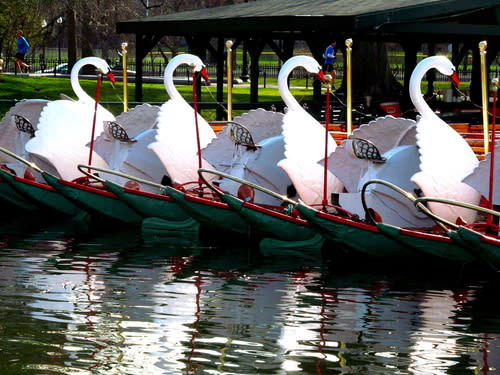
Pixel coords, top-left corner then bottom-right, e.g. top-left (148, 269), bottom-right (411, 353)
top-left (15, 30), bottom-right (31, 73)
top-left (322, 41), bottom-right (337, 86)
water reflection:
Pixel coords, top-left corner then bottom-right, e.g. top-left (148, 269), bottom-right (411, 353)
top-left (0, 223), bottom-right (498, 374)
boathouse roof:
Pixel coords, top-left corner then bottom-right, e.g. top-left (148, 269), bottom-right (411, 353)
top-left (117, 0), bottom-right (500, 38)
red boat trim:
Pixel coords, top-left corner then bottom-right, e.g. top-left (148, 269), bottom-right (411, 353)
top-left (398, 227), bottom-right (453, 243)
top-left (13, 176), bottom-right (56, 191)
top-left (59, 179), bottom-right (116, 197)
top-left (478, 232), bottom-right (500, 245)
top-left (242, 202), bottom-right (310, 226)
top-left (316, 210), bottom-right (379, 232)
top-left (123, 188), bottom-right (174, 201)
top-left (183, 193), bottom-right (228, 208)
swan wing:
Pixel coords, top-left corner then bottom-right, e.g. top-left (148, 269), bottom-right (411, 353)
top-left (0, 99), bottom-right (48, 161)
top-left (327, 142), bottom-right (369, 192)
top-left (416, 115), bottom-right (479, 181)
top-left (412, 170), bottom-right (480, 223)
top-left (149, 98), bottom-right (215, 184)
top-left (462, 144), bottom-right (500, 204)
top-left (351, 116), bottom-right (416, 154)
top-left (232, 108), bottom-right (285, 142)
top-left (114, 103), bottom-right (160, 137)
top-left (278, 158), bottom-right (339, 205)
top-left (93, 104), bottom-right (160, 167)
top-left (202, 124), bottom-right (238, 173)
top-left (29, 144), bottom-right (108, 181)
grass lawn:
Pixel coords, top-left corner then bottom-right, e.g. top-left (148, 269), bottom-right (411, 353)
top-left (0, 72), bottom-right (465, 122)
top-left (0, 73), bottom-right (316, 122)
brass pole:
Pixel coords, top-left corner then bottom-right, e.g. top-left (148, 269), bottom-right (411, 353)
top-left (226, 40), bottom-right (233, 121)
top-left (121, 42), bottom-right (129, 112)
top-left (479, 40), bottom-right (489, 153)
top-left (345, 39), bottom-right (353, 134)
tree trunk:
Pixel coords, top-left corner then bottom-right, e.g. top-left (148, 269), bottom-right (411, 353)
top-left (349, 41), bottom-right (403, 109)
top-left (67, 7), bottom-right (77, 71)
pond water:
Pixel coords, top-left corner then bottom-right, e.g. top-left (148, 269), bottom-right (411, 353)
top-left (0, 215), bottom-right (499, 374)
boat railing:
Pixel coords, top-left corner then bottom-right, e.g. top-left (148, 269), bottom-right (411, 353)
top-left (77, 164), bottom-right (167, 192)
top-left (414, 196), bottom-right (500, 232)
top-left (360, 179), bottom-right (456, 231)
top-left (0, 146), bottom-right (44, 174)
top-left (198, 168), bottom-right (295, 205)
top-left (361, 178), bottom-right (500, 232)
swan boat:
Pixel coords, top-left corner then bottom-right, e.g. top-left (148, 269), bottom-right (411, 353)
top-left (0, 99), bottom-right (52, 212)
top-left (0, 58), bottom-right (159, 225)
top-left (188, 56), bottom-right (335, 250)
top-left (158, 108), bottom-right (288, 241)
top-left (294, 56), bottom-right (486, 264)
top-left (204, 56), bottom-right (422, 252)
top-left (24, 57), bottom-right (164, 225)
top-left (161, 56), bottom-right (332, 245)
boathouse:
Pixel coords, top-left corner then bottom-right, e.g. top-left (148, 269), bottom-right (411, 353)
top-left (117, 0), bottom-right (500, 118)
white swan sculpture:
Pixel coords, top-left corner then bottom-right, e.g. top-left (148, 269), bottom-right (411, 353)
top-left (463, 141), bottom-right (500, 205)
top-left (0, 99), bottom-right (49, 171)
top-left (328, 56), bottom-right (480, 227)
top-left (409, 56), bottom-right (480, 224)
top-left (203, 109), bottom-right (290, 205)
top-left (148, 54), bottom-right (215, 185)
top-left (25, 57), bottom-right (115, 181)
top-left (329, 116), bottom-right (436, 228)
top-left (276, 55), bottom-right (344, 205)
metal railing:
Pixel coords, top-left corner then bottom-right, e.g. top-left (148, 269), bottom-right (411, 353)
top-left (2, 55), bottom-right (493, 82)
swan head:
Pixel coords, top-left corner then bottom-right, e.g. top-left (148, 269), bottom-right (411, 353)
top-left (278, 55), bottom-right (324, 83)
top-left (410, 56), bottom-right (459, 111)
top-left (69, 57), bottom-right (116, 104)
top-left (165, 54), bottom-right (210, 82)
top-left (71, 56), bottom-right (115, 84)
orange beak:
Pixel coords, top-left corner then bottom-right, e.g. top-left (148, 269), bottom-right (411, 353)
top-left (199, 66), bottom-right (210, 83)
top-left (451, 71), bottom-right (459, 87)
top-left (317, 70), bottom-right (326, 83)
top-left (106, 71), bottom-right (116, 84)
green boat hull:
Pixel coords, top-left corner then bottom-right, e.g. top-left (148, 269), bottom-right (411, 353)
top-left (0, 172), bottom-right (40, 212)
top-left (104, 180), bottom-right (199, 233)
top-left (376, 222), bottom-right (476, 262)
top-left (450, 226), bottom-right (500, 270)
top-left (164, 186), bottom-right (250, 236)
top-left (43, 172), bottom-right (143, 225)
top-left (0, 168), bottom-right (83, 217)
top-left (221, 194), bottom-right (324, 248)
top-left (296, 203), bottom-right (417, 257)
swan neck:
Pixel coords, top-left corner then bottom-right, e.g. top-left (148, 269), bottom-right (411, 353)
top-left (278, 62), bottom-right (303, 112)
top-left (71, 60), bottom-right (94, 104)
top-left (164, 59), bottom-right (185, 100)
top-left (410, 59), bottom-right (440, 120)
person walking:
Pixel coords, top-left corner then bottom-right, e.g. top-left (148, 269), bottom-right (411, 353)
top-left (15, 30), bottom-right (32, 73)
top-left (322, 41), bottom-right (337, 86)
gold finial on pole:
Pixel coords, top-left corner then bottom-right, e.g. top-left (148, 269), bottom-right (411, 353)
top-left (479, 40), bottom-right (489, 153)
top-left (226, 40), bottom-right (233, 122)
top-left (121, 42), bottom-right (129, 112)
top-left (345, 38), bottom-right (353, 135)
